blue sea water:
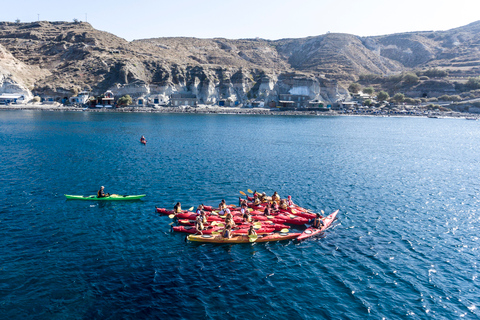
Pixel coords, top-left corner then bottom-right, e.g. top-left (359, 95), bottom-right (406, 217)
top-left (0, 110), bottom-right (479, 319)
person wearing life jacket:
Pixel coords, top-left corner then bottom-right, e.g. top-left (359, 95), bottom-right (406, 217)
top-left (241, 204), bottom-right (252, 222)
top-left (222, 225), bottom-right (232, 239)
top-left (219, 199), bottom-right (227, 211)
top-left (174, 202), bottom-right (182, 214)
top-left (260, 192), bottom-right (268, 203)
top-left (263, 204), bottom-right (271, 216)
top-left (97, 186), bottom-right (110, 198)
top-left (311, 213), bottom-right (324, 229)
top-left (279, 199), bottom-right (288, 210)
top-left (195, 211), bottom-right (206, 235)
top-left (253, 195), bottom-right (261, 206)
top-left (196, 204), bottom-right (204, 215)
top-left (224, 215), bottom-right (236, 229)
top-left (271, 201), bottom-right (279, 213)
top-left (223, 208), bottom-right (233, 220)
top-left (287, 195), bottom-right (294, 207)
top-left (272, 191), bottom-right (280, 203)
top-left (247, 225), bottom-right (257, 236)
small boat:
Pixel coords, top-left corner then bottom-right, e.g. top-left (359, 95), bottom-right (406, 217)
top-left (64, 194), bottom-right (146, 201)
top-left (297, 209), bottom-right (339, 241)
top-left (187, 232), bottom-right (301, 244)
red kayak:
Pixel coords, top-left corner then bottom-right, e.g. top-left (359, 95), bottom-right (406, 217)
top-left (298, 210), bottom-right (339, 240)
top-left (276, 214), bottom-right (309, 225)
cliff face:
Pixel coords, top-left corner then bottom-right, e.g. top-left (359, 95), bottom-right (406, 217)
top-left (0, 20), bottom-right (479, 103)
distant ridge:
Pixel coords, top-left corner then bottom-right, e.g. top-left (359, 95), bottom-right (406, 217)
top-left (0, 20), bottom-right (479, 103)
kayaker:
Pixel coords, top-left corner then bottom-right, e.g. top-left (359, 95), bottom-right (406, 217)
top-left (279, 199), bottom-right (288, 210)
top-left (196, 204), bottom-right (204, 215)
top-left (219, 199), bottom-right (227, 211)
top-left (287, 195), bottom-right (294, 207)
top-left (253, 195), bottom-right (261, 206)
top-left (140, 136), bottom-right (147, 144)
top-left (195, 212), bottom-right (205, 235)
top-left (174, 202), bottom-right (182, 214)
top-left (224, 216), bottom-right (236, 229)
top-left (241, 205), bottom-right (252, 222)
top-left (97, 186), bottom-right (110, 198)
top-left (271, 201), bottom-right (279, 213)
top-left (263, 204), bottom-right (271, 216)
top-left (222, 225), bottom-right (232, 239)
top-left (311, 213), bottom-right (324, 229)
top-left (272, 191), bottom-right (280, 203)
top-left (224, 208), bottom-right (233, 220)
top-left (260, 192), bottom-right (268, 203)
top-left (247, 225), bottom-right (257, 236)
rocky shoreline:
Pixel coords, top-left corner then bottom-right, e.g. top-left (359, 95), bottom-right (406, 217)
top-left (0, 103), bottom-right (478, 119)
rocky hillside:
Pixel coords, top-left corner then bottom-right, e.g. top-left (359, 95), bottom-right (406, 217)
top-left (0, 20), bottom-right (479, 103)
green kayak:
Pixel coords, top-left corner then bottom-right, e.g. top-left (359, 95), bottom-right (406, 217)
top-left (64, 194), bottom-right (146, 201)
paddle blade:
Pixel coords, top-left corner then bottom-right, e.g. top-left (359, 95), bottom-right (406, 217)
top-left (168, 214), bottom-right (175, 219)
top-left (253, 225), bottom-right (261, 230)
top-left (211, 232), bottom-right (220, 235)
top-left (211, 221), bottom-right (217, 226)
top-left (248, 234), bottom-right (258, 242)
top-left (247, 208), bottom-right (253, 212)
top-left (188, 207), bottom-right (194, 211)
top-left (280, 228), bottom-right (289, 233)
top-left (216, 223), bottom-right (225, 228)
top-left (240, 191), bottom-right (246, 196)
top-left (267, 215), bottom-right (274, 219)
top-left (321, 210), bottom-right (325, 214)
top-left (247, 189), bottom-right (253, 194)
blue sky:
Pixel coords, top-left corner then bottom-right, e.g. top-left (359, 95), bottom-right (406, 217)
top-left (1, 0), bottom-right (478, 41)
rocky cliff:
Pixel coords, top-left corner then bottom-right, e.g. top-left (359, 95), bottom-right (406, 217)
top-left (0, 20), bottom-right (479, 103)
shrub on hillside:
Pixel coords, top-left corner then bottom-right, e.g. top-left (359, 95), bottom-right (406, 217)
top-left (422, 69), bottom-right (448, 78)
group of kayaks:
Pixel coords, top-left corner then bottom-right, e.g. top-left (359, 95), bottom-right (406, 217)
top-left (64, 190), bottom-right (338, 244)
top-left (156, 191), bottom-right (339, 244)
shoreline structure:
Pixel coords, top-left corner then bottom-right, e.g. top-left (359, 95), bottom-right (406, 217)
top-left (0, 103), bottom-right (478, 119)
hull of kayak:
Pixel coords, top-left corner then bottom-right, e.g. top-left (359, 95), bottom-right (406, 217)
top-left (297, 210), bottom-right (339, 240)
top-left (187, 232), bottom-right (301, 244)
top-left (65, 194), bottom-right (146, 201)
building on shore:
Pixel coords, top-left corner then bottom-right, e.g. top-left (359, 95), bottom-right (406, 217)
top-left (100, 90), bottom-right (115, 106)
top-left (278, 94), bottom-right (310, 108)
top-left (171, 93), bottom-right (197, 107)
top-left (69, 91), bottom-right (90, 105)
top-left (0, 93), bottom-right (26, 104)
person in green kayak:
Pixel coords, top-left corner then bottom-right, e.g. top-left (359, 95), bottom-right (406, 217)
top-left (311, 213), bottom-right (325, 229)
top-left (97, 186), bottom-right (110, 198)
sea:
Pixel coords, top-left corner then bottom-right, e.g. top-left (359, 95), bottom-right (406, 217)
top-left (0, 110), bottom-right (479, 319)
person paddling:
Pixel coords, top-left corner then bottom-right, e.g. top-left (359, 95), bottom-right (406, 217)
top-left (247, 225), bottom-right (257, 236)
top-left (222, 225), bottom-right (232, 239)
top-left (174, 202), bottom-right (182, 214)
top-left (311, 213), bottom-right (324, 229)
top-left (97, 186), bottom-right (110, 198)
top-left (140, 136), bottom-right (147, 144)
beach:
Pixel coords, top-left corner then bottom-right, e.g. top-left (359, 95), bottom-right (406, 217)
top-left (0, 102), bottom-right (478, 119)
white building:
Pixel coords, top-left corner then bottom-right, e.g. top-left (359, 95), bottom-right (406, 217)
top-left (0, 93), bottom-right (26, 104)
top-left (69, 91), bottom-right (90, 104)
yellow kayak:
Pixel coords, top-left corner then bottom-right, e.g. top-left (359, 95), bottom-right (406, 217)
top-left (187, 232), bottom-right (301, 243)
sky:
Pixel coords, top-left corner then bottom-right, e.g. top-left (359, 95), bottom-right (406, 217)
top-left (1, 0), bottom-right (478, 41)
